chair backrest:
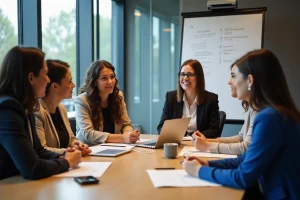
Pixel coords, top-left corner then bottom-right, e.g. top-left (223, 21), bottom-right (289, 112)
top-left (69, 117), bottom-right (76, 135)
top-left (219, 111), bottom-right (226, 135)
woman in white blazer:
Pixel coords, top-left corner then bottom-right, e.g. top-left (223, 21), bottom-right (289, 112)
top-left (74, 60), bottom-right (139, 146)
top-left (34, 59), bottom-right (91, 155)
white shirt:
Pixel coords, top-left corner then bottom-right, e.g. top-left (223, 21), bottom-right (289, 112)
top-left (182, 94), bottom-right (197, 133)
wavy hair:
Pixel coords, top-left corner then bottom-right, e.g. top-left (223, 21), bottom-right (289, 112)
top-left (234, 49), bottom-right (300, 122)
top-left (79, 60), bottom-right (123, 130)
top-left (0, 46), bottom-right (45, 113)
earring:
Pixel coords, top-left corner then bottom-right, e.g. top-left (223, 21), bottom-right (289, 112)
top-left (248, 87), bottom-right (251, 91)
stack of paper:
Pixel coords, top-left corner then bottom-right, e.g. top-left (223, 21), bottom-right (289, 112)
top-left (147, 170), bottom-right (221, 187)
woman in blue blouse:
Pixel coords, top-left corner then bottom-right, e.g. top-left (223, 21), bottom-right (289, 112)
top-left (182, 49), bottom-right (300, 200)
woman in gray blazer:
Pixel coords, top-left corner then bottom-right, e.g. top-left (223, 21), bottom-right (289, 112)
top-left (192, 63), bottom-right (257, 155)
top-left (74, 60), bottom-right (139, 146)
top-left (34, 60), bottom-right (91, 155)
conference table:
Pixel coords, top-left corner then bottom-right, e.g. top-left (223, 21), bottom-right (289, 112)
top-left (0, 135), bottom-right (244, 200)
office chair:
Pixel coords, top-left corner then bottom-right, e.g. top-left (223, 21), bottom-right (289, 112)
top-left (219, 111), bottom-right (226, 135)
top-left (69, 117), bottom-right (76, 135)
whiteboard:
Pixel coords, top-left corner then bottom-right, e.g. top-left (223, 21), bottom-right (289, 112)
top-left (181, 11), bottom-right (264, 120)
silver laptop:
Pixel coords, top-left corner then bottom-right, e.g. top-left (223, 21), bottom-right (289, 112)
top-left (136, 117), bottom-right (191, 149)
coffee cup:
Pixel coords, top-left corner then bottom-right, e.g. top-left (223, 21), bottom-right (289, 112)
top-left (164, 143), bottom-right (178, 159)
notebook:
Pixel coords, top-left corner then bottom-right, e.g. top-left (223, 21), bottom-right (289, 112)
top-left (90, 148), bottom-right (132, 157)
top-left (136, 117), bottom-right (191, 149)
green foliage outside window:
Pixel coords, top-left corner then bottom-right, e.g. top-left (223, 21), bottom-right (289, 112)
top-left (0, 8), bottom-right (17, 66)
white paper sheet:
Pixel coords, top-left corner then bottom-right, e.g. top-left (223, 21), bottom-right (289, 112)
top-left (147, 170), bottom-right (221, 187)
top-left (179, 146), bottom-right (237, 158)
top-left (53, 162), bottom-right (111, 177)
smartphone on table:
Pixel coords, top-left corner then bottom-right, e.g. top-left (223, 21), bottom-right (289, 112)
top-left (74, 176), bottom-right (99, 185)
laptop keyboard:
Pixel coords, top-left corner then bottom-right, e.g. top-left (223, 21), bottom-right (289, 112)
top-left (144, 142), bottom-right (157, 146)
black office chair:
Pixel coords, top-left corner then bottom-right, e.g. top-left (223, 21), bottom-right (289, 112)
top-left (219, 111), bottom-right (226, 135)
top-left (69, 117), bottom-right (77, 135)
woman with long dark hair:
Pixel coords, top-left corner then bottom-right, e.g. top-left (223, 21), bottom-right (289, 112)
top-left (34, 59), bottom-right (91, 155)
top-left (183, 49), bottom-right (300, 199)
top-left (75, 60), bottom-right (139, 145)
top-left (0, 46), bottom-right (81, 180)
top-left (192, 63), bottom-right (257, 155)
top-left (157, 59), bottom-right (220, 138)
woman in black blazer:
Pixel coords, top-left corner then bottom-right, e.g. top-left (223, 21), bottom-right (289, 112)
top-left (157, 59), bottom-right (220, 138)
top-left (0, 46), bottom-right (81, 180)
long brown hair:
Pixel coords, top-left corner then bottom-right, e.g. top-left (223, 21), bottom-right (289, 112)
top-left (235, 49), bottom-right (300, 122)
top-left (79, 60), bottom-right (123, 130)
top-left (0, 46), bottom-right (45, 113)
top-left (177, 59), bottom-right (205, 104)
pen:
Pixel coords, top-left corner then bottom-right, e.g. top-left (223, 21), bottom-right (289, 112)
top-left (155, 168), bottom-right (175, 170)
top-left (100, 144), bottom-right (127, 147)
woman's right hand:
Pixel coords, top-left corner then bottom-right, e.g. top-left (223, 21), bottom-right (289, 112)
top-left (186, 156), bottom-right (209, 166)
top-left (64, 150), bottom-right (82, 168)
top-left (122, 130), bottom-right (140, 143)
top-left (182, 156), bottom-right (209, 178)
top-left (192, 131), bottom-right (210, 151)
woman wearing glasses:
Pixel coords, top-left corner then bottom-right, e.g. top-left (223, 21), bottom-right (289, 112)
top-left (183, 49), bottom-right (300, 199)
top-left (157, 59), bottom-right (220, 138)
top-left (74, 60), bottom-right (139, 146)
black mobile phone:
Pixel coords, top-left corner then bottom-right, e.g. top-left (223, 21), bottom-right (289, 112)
top-left (74, 176), bottom-right (99, 185)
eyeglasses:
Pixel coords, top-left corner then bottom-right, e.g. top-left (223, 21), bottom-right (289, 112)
top-left (178, 72), bottom-right (196, 79)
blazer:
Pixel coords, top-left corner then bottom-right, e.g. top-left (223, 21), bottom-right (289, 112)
top-left (74, 91), bottom-right (132, 146)
top-left (157, 90), bottom-right (220, 138)
top-left (0, 96), bottom-right (69, 180)
top-left (199, 107), bottom-right (300, 200)
top-left (34, 99), bottom-right (77, 154)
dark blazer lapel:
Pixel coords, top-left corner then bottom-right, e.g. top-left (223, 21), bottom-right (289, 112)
top-left (197, 104), bottom-right (204, 130)
top-left (28, 114), bottom-right (36, 147)
top-left (174, 101), bottom-right (184, 118)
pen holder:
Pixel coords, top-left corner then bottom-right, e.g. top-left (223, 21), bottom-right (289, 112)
top-left (164, 143), bottom-right (178, 159)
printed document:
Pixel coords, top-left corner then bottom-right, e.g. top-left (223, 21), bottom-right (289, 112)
top-left (147, 170), bottom-right (221, 187)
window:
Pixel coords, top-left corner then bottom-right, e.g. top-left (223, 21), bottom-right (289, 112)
top-left (126, 0), bottom-right (180, 134)
top-left (0, 1), bottom-right (18, 65)
top-left (93, 0), bottom-right (112, 62)
top-left (41, 0), bottom-right (76, 111)
top-left (152, 16), bottom-right (160, 102)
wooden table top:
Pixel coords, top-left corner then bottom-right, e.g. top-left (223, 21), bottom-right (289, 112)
top-left (0, 134), bottom-right (244, 200)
